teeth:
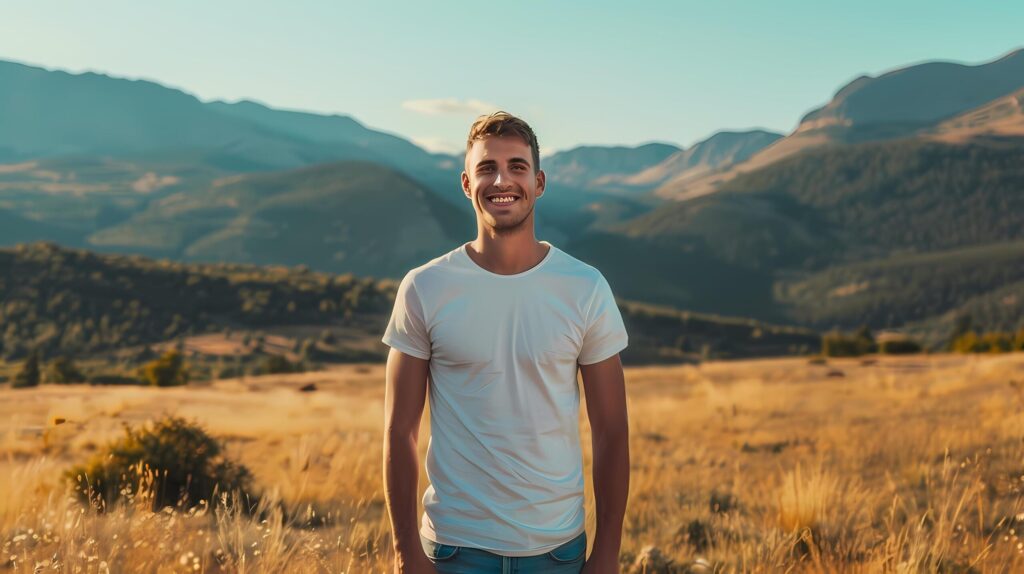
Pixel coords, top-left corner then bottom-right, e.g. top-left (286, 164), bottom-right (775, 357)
top-left (490, 196), bottom-right (516, 203)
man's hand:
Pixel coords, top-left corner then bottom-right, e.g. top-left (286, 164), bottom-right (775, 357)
top-left (393, 551), bottom-right (437, 574)
top-left (580, 353), bottom-right (629, 574)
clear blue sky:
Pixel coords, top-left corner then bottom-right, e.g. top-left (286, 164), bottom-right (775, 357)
top-left (3, 0), bottom-right (1022, 153)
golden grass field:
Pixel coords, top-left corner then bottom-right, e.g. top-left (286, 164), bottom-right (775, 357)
top-left (3, 353), bottom-right (1024, 573)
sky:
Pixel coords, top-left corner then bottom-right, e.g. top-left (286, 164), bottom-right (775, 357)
top-left (3, 0), bottom-right (1022, 154)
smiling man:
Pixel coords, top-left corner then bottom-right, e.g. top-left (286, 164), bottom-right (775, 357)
top-left (383, 112), bottom-right (630, 574)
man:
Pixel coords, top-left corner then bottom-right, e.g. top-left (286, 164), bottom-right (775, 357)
top-left (382, 112), bottom-right (630, 574)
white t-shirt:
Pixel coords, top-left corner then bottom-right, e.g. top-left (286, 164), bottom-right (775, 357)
top-left (382, 240), bottom-right (628, 556)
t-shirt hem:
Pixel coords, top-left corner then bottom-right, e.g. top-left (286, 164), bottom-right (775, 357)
top-left (577, 340), bottom-right (628, 366)
top-left (380, 336), bottom-right (431, 360)
top-left (419, 524), bottom-right (587, 557)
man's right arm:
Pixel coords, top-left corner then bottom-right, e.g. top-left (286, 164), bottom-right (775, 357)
top-left (383, 347), bottom-right (436, 573)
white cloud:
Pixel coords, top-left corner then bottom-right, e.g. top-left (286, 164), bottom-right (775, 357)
top-left (402, 98), bottom-right (499, 116)
top-left (410, 136), bottom-right (463, 155)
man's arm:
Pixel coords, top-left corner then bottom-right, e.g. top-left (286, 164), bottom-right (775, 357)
top-left (580, 353), bottom-right (630, 573)
top-left (383, 348), bottom-right (435, 573)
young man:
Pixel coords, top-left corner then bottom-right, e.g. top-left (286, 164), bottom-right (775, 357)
top-left (382, 112), bottom-right (630, 574)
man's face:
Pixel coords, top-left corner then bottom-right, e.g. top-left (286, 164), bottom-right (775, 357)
top-left (462, 135), bottom-right (545, 234)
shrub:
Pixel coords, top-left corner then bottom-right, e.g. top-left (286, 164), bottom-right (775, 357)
top-left (878, 338), bottom-right (922, 355)
top-left (981, 332), bottom-right (1013, 353)
top-left (262, 354), bottom-right (301, 375)
top-left (88, 374), bottom-right (146, 386)
top-left (951, 331), bottom-right (982, 353)
top-left (66, 416), bottom-right (254, 511)
top-left (821, 331), bottom-right (875, 357)
top-left (953, 331), bottom-right (1014, 353)
top-left (48, 356), bottom-right (85, 384)
top-left (138, 349), bottom-right (189, 387)
top-left (12, 349), bottom-right (41, 388)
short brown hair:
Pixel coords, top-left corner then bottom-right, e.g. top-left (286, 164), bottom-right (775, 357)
top-left (466, 111), bottom-right (541, 171)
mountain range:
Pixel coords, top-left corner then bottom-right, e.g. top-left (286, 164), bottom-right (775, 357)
top-left (2, 48), bottom-right (1023, 343)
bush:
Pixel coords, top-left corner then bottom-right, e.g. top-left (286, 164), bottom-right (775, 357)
top-left (66, 416), bottom-right (254, 511)
top-left (12, 349), bottom-right (41, 388)
top-left (981, 332), bottom-right (1013, 353)
top-left (821, 330), bottom-right (876, 357)
top-left (878, 338), bottom-right (922, 355)
top-left (261, 354), bottom-right (301, 375)
top-left (138, 349), bottom-right (189, 387)
top-left (48, 356), bottom-right (85, 384)
top-left (88, 374), bottom-right (146, 386)
top-left (952, 331), bottom-right (1015, 353)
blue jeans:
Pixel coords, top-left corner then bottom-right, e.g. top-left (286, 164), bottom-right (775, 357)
top-left (420, 531), bottom-right (587, 573)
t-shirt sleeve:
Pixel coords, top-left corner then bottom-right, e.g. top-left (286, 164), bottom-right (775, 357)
top-left (381, 272), bottom-right (431, 360)
top-left (578, 274), bottom-right (628, 365)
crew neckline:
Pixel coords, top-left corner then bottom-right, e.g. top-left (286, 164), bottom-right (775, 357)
top-left (460, 240), bottom-right (556, 279)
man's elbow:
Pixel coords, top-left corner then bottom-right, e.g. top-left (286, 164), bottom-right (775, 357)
top-left (592, 415), bottom-right (629, 449)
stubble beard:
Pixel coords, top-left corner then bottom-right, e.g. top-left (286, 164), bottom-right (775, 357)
top-left (481, 199), bottom-right (534, 236)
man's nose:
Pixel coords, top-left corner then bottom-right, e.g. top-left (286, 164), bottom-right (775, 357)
top-left (493, 169), bottom-right (514, 190)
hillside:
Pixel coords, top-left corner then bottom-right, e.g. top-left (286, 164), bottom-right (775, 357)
top-left (0, 242), bottom-right (396, 361)
top-left (543, 143), bottom-right (680, 191)
top-left (592, 136), bottom-right (1024, 332)
top-left (655, 49), bottom-right (1024, 200)
top-left (87, 161), bottom-right (471, 278)
top-left (0, 243), bottom-right (819, 365)
top-left (0, 59), bottom-right (449, 175)
top-left (616, 130), bottom-right (783, 189)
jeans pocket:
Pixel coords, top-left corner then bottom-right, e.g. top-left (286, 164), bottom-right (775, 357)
top-left (421, 537), bottom-right (461, 562)
top-left (546, 531), bottom-right (587, 563)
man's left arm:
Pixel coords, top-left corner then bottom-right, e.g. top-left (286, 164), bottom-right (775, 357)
top-left (580, 353), bottom-right (629, 574)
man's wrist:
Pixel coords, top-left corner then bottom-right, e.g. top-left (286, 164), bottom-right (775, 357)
top-left (392, 531), bottom-right (423, 557)
top-left (588, 541), bottom-right (621, 562)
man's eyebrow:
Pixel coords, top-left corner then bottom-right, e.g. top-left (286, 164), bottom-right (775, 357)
top-left (508, 157), bottom-right (531, 167)
top-left (474, 159), bottom-right (497, 169)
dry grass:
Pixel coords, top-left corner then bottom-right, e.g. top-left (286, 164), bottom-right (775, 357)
top-left (3, 354), bottom-right (1024, 572)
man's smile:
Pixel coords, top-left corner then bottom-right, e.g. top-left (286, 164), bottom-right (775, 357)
top-left (485, 193), bottom-right (521, 206)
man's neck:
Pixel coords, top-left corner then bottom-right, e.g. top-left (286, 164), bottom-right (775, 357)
top-left (467, 228), bottom-right (550, 276)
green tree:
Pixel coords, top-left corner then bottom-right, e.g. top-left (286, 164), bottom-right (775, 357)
top-left (139, 350), bottom-right (189, 387)
top-left (12, 349), bottom-right (41, 388)
top-left (48, 356), bottom-right (85, 384)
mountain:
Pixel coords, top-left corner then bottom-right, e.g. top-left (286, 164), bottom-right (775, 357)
top-left (656, 48), bottom-right (1024, 200)
top-left (205, 99), bottom-right (446, 172)
top-left (0, 59), bottom-right (447, 174)
top-left (87, 161), bottom-right (470, 278)
top-left (929, 87), bottom-right (1024, 141)
top-left (799, 48), bottom-right (1024, 136)
top-left (542, 143), bottom-right (680, 191)
top-left (592, 135), bottom-right (1024, 332)
top-left (615, 130), bottom-right (782, 190)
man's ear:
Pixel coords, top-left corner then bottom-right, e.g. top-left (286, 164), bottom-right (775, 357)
top-left (461, 171), bottom-right (471, 199)
top-left (535, 169), bottom-right (546, 199)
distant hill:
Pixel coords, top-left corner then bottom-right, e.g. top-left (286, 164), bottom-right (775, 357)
top-left (542, 143), bottom-right (680, 191)
top-left (594, 136), bottom-right (1024, 333)
top-left (610, 130), bottom-right (782, 190)
top-left (930, 87), bottom-right (1024, 141)
top-left (656, 48), bottom-right (1024, 200)
top-left (88, 161), bottom-right (470, 278)
top-left (0, 242), bottom-right (817, 364)
top-left (0, 241), bottom-right (396, 360)
top-left (0, 59), bottom-right (447, 174)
